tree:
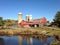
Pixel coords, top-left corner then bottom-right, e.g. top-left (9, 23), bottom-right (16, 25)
top-left (53, 11), bottom-right (60, 27)
top-left (0, 17), bottom-right (4, 26)
top-left (3, 19), bottom-right (18, 27)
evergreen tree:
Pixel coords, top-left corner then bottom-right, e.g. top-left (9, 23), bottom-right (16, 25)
top-left (53, 11), bottom-right (60, 27)
top-left (0, 17), bottom-right (4, 26)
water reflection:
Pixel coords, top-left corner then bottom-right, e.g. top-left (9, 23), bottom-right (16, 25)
top-left (0, 38), bottom-right (5, 45)
top-left (0, 36), bottom-right (19, 45)
top-left (27, 37), bottom-right (33, 45)
top-left (18, 36), bottom-right (33, 45)
top-left (18, 36), bottom-right (23, 45)
top-left (0, 35), bottom-right (55, 45)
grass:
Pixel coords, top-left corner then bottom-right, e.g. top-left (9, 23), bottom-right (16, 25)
top-left (0, 26), bottom-right (60, 36)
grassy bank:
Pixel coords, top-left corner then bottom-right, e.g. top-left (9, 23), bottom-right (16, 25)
top-left (0, 26), bottom-right (60, 36)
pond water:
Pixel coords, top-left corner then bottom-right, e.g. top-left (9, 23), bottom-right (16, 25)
top-left (0, 36), bottom-right (55, 45)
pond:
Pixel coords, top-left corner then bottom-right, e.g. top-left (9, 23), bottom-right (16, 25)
top-left (0, 36), bottom-right (55, 45)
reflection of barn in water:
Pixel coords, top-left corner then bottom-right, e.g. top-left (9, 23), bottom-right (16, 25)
top-left (0, 38), bottom-right (5, 45)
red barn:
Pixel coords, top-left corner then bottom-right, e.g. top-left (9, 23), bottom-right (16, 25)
top-left (19, 17), bottom-right (47, 27)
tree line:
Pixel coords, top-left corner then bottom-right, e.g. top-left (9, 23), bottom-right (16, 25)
top-left (0, 17), bottom-right (18, 29)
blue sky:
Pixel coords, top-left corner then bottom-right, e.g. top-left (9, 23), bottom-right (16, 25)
top-left (0, 0), bottom-right (60, 21)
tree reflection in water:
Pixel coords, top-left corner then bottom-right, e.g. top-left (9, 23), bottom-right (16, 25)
top-left (0, 38), bottom-right (5, 45)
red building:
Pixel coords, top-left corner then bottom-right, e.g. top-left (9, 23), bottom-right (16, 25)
top-left (19, 17), bottom-right (47, 27)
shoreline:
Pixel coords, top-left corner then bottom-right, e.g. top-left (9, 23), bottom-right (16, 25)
top-left (0, 27), bottom-right (60, 45)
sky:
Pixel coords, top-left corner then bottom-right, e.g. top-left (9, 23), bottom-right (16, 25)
top-left (0, 0), bottom-right (60, 21)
